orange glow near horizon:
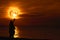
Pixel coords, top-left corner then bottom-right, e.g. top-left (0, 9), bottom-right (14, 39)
top-left (7, 7), bottom-right (21, 19)
top-left (14, 26), bottom-right (19, 38)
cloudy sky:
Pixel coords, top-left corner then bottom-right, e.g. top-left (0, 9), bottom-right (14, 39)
top-left (0, 0), bottom-right (60, 39)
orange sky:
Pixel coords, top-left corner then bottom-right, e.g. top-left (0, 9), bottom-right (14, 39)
top-left (0, 0), bottom-right (60, 39)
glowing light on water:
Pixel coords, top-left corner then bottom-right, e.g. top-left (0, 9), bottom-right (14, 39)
top-left (14, 26), bottom-right (19, 38)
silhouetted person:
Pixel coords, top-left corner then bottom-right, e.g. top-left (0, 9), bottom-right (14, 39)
top-left (9, 19), bottom-right (15, 38)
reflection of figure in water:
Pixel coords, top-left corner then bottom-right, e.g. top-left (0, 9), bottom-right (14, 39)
top-left (9, 19), bottom-right (15, 38)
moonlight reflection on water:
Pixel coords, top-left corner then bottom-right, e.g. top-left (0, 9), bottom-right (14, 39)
top-left (14, 26), bottom-right (19, 38)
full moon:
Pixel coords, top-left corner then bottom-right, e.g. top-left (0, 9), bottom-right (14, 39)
top-left (8, 7), bottom-right (21, 19)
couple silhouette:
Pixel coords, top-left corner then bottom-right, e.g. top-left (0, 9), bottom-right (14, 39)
top-left (9, 19), bottom-right (15, 38)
